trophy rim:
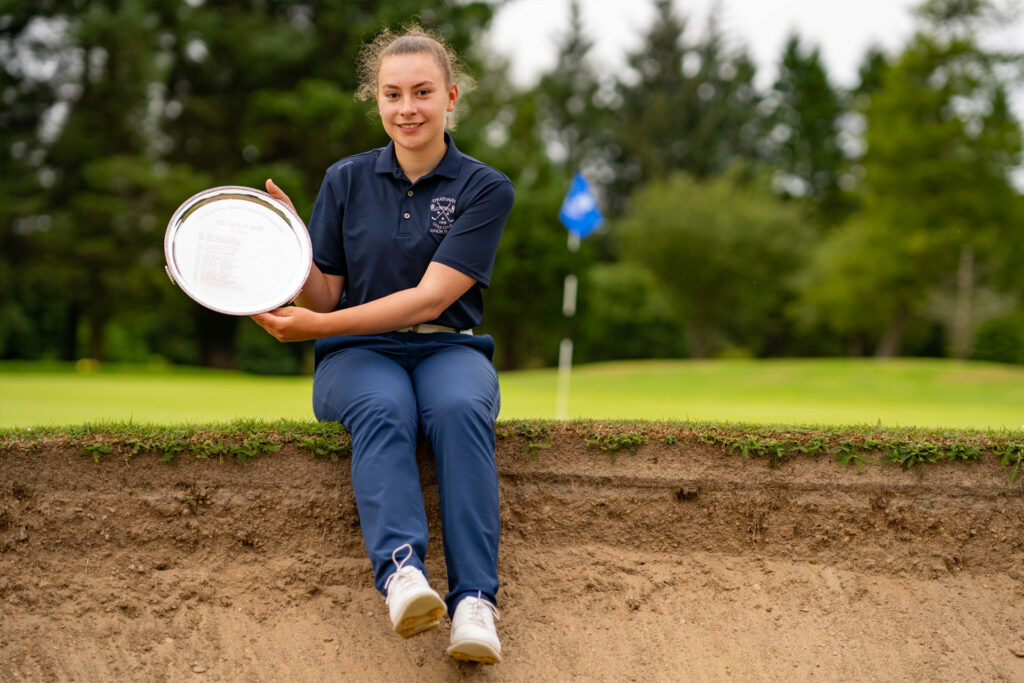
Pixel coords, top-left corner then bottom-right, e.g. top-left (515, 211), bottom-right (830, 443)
top-left (164, 185), bottom-right (313, 316)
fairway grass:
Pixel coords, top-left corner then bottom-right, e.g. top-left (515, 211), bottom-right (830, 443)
top-left (2, 358), bottom-right (1022, 429)
top-left (1, 363), bottom-right (313, 427)
top-left (500, 358), bottom-right (1024, 429)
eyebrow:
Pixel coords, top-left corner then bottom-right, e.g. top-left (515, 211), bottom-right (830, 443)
top-left (381, 80), bottom-right (436, 90)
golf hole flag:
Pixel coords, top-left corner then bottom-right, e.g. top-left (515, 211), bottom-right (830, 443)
top-left (559, 172), bottom-right (603, 238)
top-left (555, 172), bottom-right (602, 419)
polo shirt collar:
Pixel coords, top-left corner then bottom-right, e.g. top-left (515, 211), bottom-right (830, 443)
top-left (373, 132), bottom-right (463, 181)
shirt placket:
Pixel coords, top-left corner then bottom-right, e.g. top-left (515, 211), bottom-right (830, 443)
top-left (392, 169), bottom-right (414, 239)
top-left (400, 189), bottom-right (417, 238)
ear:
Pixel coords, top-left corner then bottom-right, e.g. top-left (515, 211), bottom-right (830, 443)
top-left (447, 83), bottom-right (459, 113)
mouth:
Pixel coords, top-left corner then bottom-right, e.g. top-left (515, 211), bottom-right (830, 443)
top-left (397, 122), bottom-right (424, 131)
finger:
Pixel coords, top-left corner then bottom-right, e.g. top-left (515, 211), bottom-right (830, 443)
top-left (250, 313), bottom-right (283, 330)
top-left (250, 315), bottom-right (285, 341)
top-left (265, 179), bottom-right (287, 201)
top-left (265, 179), bottom-right (297, 214)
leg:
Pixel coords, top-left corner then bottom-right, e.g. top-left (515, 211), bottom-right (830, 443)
top-left (313, 348), bottom-right (428, 594)
top-left (412, 345), bottom-right (501, 615)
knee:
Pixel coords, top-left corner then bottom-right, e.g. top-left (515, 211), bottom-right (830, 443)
top-left (356, 390), bottom-right (416, 428)
top-left (319, 387), bottom-right (416, 437)
top-left (423, 391), bottom-right (497, 428)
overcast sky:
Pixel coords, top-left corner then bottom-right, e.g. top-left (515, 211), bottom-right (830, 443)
top-left (486, 0), bottom-right (1023, 91)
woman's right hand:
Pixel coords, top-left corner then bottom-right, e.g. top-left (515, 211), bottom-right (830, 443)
top-left (266, 178), bottom-right (297, 216)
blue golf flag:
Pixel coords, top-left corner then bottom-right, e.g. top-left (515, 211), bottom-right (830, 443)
top-left (559, 173), bottom-right (603, 238)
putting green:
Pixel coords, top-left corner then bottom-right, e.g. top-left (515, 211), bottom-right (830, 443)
top-left (1, 358), bottom-right (1021, 429)
top-left (499, 358), bottom-right (1024, 429)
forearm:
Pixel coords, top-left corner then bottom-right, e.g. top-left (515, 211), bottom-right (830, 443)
top-left (294, 263), bottom-right (341, 313)
top-left (317, 284), bottom-right (450, 336)
top-left (252, 262), bottom-right (474, 342)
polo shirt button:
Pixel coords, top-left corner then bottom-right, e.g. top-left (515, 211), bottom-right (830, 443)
top-left (407, 190), bottom-right (414, 197)
top-left (404, 212), bottom-right (410, 219)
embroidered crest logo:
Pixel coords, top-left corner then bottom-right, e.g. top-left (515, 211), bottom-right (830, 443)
top-left (429, 196), bottom-right (456, 234)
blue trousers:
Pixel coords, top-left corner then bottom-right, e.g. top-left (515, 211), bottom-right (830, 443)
top-left (312, 333), bottom-right (501, 615)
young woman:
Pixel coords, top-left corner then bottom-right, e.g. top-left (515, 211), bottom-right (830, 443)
top-left (251, 27), bottom-right (513, 664)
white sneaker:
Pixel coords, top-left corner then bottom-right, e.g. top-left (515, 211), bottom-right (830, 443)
top-left (383, 544), bottom-right (446, 638)
top-left (447, 593), bottom-right (502, 664)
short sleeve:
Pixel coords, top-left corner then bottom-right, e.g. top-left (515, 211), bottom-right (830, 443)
top-left (431, 173), bottom-right (514, 287)
top-left (307, 164), bottom-right (348, 277)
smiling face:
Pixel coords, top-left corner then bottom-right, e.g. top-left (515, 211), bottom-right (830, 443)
top-left (376, 52), bottom-right (458, 163)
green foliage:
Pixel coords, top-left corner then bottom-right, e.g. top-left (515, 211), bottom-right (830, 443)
top-left (833, 443), bottom-right (869, 468)
top-left (497, 420), bottom-right (553, 442)
top-left (611, 0), bottom-right (762, 207)
top-left (534, 0), bottom-right (614, 174)
top-left (227, 433), bottom-right (280, 466)
top-left (972, 313), bottom-right (1024, 364)
top-left (235, 318), bottom-right (309, 375)
top-left (574, 263), bottom-right (687, 362)
top-left (3, 419), bottom-right (1023, 484)
top-left (1, 0), bottom-right (497, 366)
top-left (697, 430), bottom-right (828, 467)
top-left (855, 46), bottom-right (891, 96)
top-left (768, 33), bottom-right (851, 224)
top-left (886, 440), bottom-right (940, 469)
top-left (80, 443), bottom-right (112, 463)
top-left (791, 218), bottom-right (909, 344)
top-left (585, 430), bottom-right (650, 462)
top-left (946, 441), bottom-right (985, 461)
top-left (3, 0), bottom-right (1021, 371)
top-left (522, 441), bottom-right (551, 461)
top-left (497, 420), bottom-right (554, 458)
top-left (617, 173), bottom-right (812, 357)
top-left (7, 419), bottom-right (348, 465)
top-left (793, 5), bottom-right (1024, 358)
top-left (994, 442), bottom-right (1024, 483)
top-left (294, 435), bottom-right (348, 461)
top-left (189, 439), bottom-right (228, 458)
top-left (690, 421), bottom-right (1017, 478)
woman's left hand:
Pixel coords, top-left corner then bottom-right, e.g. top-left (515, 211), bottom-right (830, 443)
top-left (250, 306), bottom-right (326, 342)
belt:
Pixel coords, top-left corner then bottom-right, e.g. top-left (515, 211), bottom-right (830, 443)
top-left (395, 324), bottom-right (474, 335)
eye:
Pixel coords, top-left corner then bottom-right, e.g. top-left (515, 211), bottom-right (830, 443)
top-left (418, 89), bottom-right (432, 96)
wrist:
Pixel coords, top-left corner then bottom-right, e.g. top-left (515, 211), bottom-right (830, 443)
top-left (315, 309), bottom-right (341, 337)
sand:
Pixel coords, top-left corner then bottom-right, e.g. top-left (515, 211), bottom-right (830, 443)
top-left (2, 427), bottom-right (1022, 681)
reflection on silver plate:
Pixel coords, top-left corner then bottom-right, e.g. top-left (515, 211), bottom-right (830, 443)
top-left (164, 186), bottom-right (312, 316)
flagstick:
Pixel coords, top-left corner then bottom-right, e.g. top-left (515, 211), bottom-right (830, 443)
top-left (556, 338), bottom-right (573, 419)
top-left (556, 231), bottom-right (580, 420)
top-left (556, 172), bottom-right (601, 420)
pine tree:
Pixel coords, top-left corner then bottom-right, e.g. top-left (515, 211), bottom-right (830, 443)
top-left (611, 0), bottom-right (762, 209)
top-left (535, 0), bottom-right (611, 174)
top-left (768, 33), bottom-right (850, 225)
top-left (794, 0), bottom-right (1023, 358)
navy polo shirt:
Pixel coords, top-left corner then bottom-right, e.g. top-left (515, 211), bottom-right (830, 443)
top-left (306, 133), bottom-right (514, 352)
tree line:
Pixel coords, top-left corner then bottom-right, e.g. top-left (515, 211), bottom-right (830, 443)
top-left (2, 0), bottom-right (1022, 373)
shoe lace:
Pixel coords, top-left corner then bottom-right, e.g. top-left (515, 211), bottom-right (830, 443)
top-left (384, 543), bottom-right (418, 601)
top-left (465, 591), bottom-right (500, 627)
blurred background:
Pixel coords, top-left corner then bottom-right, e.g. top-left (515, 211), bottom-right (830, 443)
top-left (2, 0), bottom-right (1022, 380)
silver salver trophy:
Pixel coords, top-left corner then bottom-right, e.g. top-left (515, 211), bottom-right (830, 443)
top-left (164, 186), bottom-right (312, 316)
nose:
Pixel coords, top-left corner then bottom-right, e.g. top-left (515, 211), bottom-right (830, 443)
top-left (399, 94), bottom-right (417, 117)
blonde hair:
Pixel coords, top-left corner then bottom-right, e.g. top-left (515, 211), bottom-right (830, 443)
top-left (356, 25), bottom-right (473, 128)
